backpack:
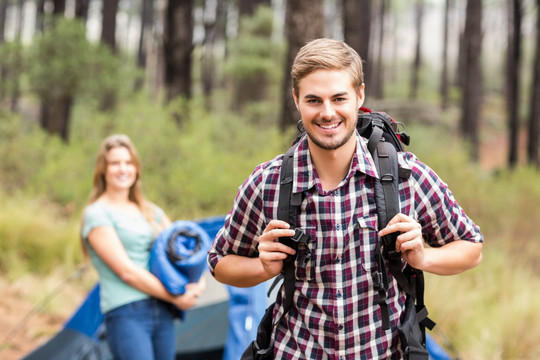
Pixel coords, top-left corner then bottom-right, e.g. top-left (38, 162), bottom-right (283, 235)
top-left (241, 108), bottom-right (435, 360)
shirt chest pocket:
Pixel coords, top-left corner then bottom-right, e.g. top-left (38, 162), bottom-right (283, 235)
top-left (355, 215), bottom-right (379, 272)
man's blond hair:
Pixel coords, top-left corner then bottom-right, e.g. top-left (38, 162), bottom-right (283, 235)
top-left (291, 38), bottom-right (364, 96)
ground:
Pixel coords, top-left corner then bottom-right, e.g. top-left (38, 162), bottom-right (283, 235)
top-left (0, 274), bottom-right (92, 360)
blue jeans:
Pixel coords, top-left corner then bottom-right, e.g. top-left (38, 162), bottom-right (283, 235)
top-left (104, 298), bottom-right (176, 360)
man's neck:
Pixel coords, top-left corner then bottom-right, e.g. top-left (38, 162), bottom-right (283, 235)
top-left (308, 137), bottom-right (356, 192)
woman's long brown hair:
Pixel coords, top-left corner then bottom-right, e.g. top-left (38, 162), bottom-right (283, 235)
top-left (81, 134), bottom-right (160, 256)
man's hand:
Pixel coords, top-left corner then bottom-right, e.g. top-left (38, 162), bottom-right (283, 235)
top-left (378, 213), bottom-right (426, 270)
top-left (256, 220), bottom-right (296, 278)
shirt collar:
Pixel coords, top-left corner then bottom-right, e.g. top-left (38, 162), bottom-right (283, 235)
top-left (292, 132), bottom-right (379, 194)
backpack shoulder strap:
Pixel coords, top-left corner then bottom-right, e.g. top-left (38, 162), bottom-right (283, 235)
top-left (367, 114), bottom-right (435, 337)
top-left (275, 143), bottom-right (306, 320)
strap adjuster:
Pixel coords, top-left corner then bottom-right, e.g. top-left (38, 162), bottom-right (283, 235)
top-left (290, 228), bottom-right (309, 245)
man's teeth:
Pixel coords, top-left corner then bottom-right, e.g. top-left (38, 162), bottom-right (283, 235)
top-left (320, 123), bottom-right (339, 129)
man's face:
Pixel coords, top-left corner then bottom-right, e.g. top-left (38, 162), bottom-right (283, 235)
top-left (293, 69), bottom-right (364, 151)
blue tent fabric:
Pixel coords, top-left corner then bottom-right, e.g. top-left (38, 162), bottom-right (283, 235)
top-left (149, 220), bottom-right (212, 295)
top-left (23, 284), bottom-right (110, 360)
top-left (222, 283), bottom-right (268, 360)
top-left (194, 215), bottom-right (227, 240)
top-left (427, 333), bottom-right (453, 360)
top-left (64, 284), bottom-right (103, 337)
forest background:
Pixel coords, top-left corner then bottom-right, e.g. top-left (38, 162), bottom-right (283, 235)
top-left (1, 0), bottom-right (540, 359)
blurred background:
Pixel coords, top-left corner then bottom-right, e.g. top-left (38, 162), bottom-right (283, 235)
top-left (0, 0), bottom-right (539, 359)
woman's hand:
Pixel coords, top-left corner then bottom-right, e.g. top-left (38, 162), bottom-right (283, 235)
top-left (172, 276), bottom-right (207, 310)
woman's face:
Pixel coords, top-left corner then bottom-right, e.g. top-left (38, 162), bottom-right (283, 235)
top-left (104, 146), bottom-right (137, 192)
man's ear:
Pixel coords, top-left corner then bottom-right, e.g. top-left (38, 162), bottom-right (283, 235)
top-left (292, 88), bottom-right (299, 110)
top-left (358, 83), bottom-right (366, 105)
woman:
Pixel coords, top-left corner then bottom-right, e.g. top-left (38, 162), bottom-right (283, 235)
top-left (81, 134), bottom-right (205, 360)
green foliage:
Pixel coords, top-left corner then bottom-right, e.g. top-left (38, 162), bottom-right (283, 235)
top-left (0, 191), bottom-right (81, 278)
top-left (0, 40), bottom-right (27, 97)
top-left (225, 6), bottom-right (279, 79)
top-left (224, 5), bottom-right (284, 110)
top-left (0, 110), bottom-right (91, 205)
top-left (84, 45), bottom-right (140, 110)
top-left (27, 18), bottom-right (92, 100)
top-left (26, 17), bottom-right (126, 109)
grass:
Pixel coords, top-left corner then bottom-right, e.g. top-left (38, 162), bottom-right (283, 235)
top-left (0, 192), bottom-right (82, 278)
top-left (425, 241), bottom-right (540, 359)
top-left (407, 123), bottom-right (540, 359)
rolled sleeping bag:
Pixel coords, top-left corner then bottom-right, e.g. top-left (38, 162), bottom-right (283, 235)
top-left (149, 220), bottom-right (212, 295)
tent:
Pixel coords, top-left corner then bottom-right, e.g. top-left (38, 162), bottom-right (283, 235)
top-left (22, 215), bottom-right (453, 360)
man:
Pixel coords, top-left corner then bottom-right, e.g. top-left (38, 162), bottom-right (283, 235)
top-left (207, 38), bottom-right (483, 359)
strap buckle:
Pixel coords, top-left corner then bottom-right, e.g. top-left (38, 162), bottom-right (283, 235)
top-left (279, 228), bottom-right (309, 263)
top-left (291, 228), bottom-right (309, 245)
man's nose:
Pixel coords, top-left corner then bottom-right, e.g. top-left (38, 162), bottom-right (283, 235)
top-left (320, 101), bottom-right (335, 120)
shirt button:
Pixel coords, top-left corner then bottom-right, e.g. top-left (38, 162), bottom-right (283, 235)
top-left (338, 324), bottom-right (344, 331)
top-left (336, 292), bottom-right (342, 299)
top-left (335, 257), bottom-right (341, 264)
top-left (336, 224), bottom-right (341, 230)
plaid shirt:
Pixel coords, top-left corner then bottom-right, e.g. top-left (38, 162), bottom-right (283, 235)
top-left (208, 133), bottom-right (483, 360)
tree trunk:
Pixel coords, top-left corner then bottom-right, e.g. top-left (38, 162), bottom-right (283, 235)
top-left (238, 0), bottom-right (270, 17)
top-left (75, 0), bottom-right (90, 22)
top-left (201, 0), bottom-right (226, 110)
top-left (440, 0), bottom-right (452, 109)
top-left (280, 0), bottom-right (324, 130)
top-left (410, 0), bottom-right (424, 100)
top-left (40, 95), bottom-right (73, 142)
top-left (15, 0), bottom-right (24, 40)
top-left (343, 0), bottom-right (371, 89)
top-left (460, 0), bottom-right (483, 161)
top-left (0, 0), bottom-right (7, 43)
top-left (454, 3), bottom-right (467, 89)
top-left (101, 0), bottom-right (119, 52)
top-left (7, 0), bottom-right (24, 111)
top-left (35, 0), bottom-right (45, 33)
top-left (527, 0), bottom-right (540, 167)
top-left (164, 0), bottom-right (194, 104)
top-left (53, 0), bottom-right (65, 15)
top-left (507, 0), bottom-right (522, 168)
top-left (135, 0), bottom-right (154, 91)
top-left (0, 0), bottom-right (7, 101)
top-left (371, 0), bottom-right (387, 99)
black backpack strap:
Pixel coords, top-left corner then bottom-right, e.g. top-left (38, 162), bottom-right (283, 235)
top-left (371, 138), bottom-right (402, 330)
top-left (375, 139), bottom-right (414, 297)
top-left (270, 143), bottom-right (309, 324)
top-left (242, 144), bottom-right (306, 360)
top-left (276, 144), bottom-right (303, 319)
top-left (367, 114), bottom-right (435, 359)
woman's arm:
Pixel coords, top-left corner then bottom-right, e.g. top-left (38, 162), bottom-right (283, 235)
top-left (88, 226), bottom-right (203, 309)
